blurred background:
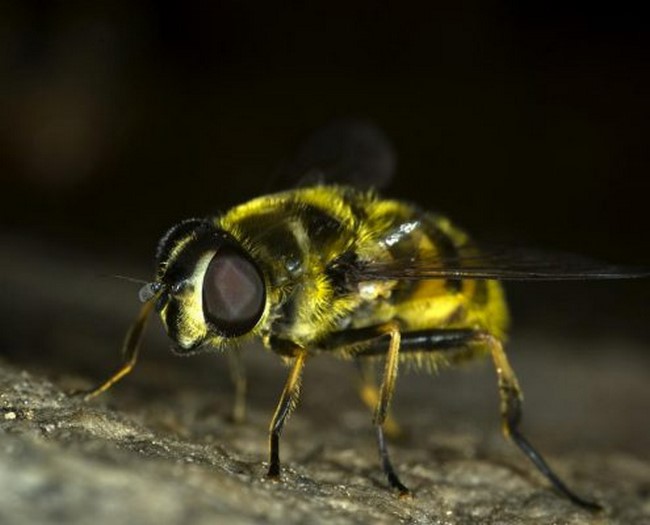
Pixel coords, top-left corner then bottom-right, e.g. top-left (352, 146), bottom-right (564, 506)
top-left (2, 2), bottom-right (649, 257)
top-left (0, 2), bottom-right (648, 452)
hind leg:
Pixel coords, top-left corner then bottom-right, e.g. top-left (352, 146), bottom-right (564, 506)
top-left (479, 332), bottom-right (601, 510)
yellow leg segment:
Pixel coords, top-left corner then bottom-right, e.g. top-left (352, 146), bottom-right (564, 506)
top-left (358, 361), bottom-right (402, 438)
top-left (84, 298), bottom-right (156, 401)
top-left (374, 323), bottom-right (402, 426)
top-left (483, 333), bottom-right (523, 438)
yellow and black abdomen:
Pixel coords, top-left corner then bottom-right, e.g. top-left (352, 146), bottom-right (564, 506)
top-left (350, 197), bottom-right (510, 343)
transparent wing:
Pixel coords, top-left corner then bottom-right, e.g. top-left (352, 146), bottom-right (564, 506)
top-left (353, 245), bottom-right (649, 282)
top-left (273, 118), bottom-right (396, 191)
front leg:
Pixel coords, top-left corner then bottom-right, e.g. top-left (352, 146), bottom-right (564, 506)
top-left (83, 298), bottom-right (156, 401)
top-left (267, 350), bottom-right (307, 479)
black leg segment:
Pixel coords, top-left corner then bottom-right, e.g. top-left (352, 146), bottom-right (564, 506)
top-left (377, 425), bottom-right (410, 497)
top-left (320, 326), bottom-right (477, 356)
top-left (501, 382), bottom-right (602, 510)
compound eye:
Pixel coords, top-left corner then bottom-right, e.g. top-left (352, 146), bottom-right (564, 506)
top-left (202, 246), bottom-right (265, 336)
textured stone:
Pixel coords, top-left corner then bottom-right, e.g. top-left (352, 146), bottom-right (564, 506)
top-left (0, 338), bottom-right (648, 525)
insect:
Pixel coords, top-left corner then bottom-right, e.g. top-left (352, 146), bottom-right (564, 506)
top-left (84, 121), bottom-right (646, 509)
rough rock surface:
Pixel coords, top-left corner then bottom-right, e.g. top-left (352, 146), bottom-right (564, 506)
top-left (1, 338), bottom-right (649, 524)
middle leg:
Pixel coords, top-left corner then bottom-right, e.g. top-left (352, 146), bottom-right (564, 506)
top-left (356, 360), bottom-right (402, 439)
top-left (373, 322), bottom-right (411, 496)
top-left (320, 325), bottom-right (480, 496)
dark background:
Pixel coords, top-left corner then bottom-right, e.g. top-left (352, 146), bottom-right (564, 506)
top-left (1, 3), bottom-right (649, 358)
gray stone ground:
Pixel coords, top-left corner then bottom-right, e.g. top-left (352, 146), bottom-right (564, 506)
top-left (1, 237), bottom-right (649, 524)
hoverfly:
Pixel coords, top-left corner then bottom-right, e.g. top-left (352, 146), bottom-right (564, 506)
top-left (85, 120), bottom-right (647, 510)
